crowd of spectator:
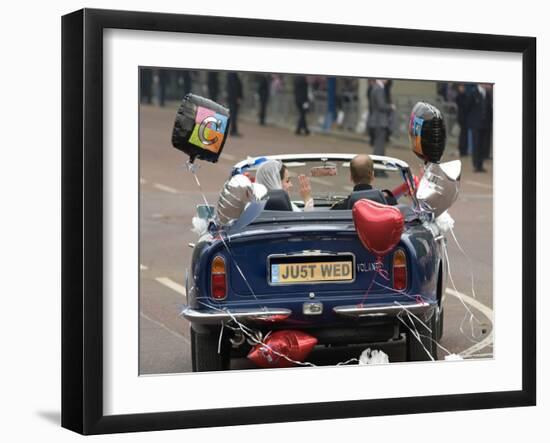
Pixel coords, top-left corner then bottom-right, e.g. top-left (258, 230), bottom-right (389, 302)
top-left (140, 69), bottom-right (492, 172)
top-left (438, 81), bottom-right (493, 172)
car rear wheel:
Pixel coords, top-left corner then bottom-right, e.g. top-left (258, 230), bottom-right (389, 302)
top-left (406, 313), bottom-right (438, 362)
top-left (191, 326), bottom-right (230, 372)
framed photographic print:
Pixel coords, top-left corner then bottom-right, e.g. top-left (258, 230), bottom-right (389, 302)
top-left (61, 8), bottom-right (536, 435)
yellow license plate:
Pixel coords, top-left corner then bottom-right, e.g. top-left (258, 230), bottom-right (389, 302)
top-left (270, 261), bottom-right (353, 284)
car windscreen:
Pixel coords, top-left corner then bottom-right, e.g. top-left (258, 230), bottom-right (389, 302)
top-left (248, 159), bottom-right (413, 209)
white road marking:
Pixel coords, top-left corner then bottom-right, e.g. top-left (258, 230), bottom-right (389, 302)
top-left (140, 312), bottom-right (190, 345)
top-left (140, 264), bottom-right (148, 271)
top-left (140, 177), bottom-right (147, 185)
top-left (220, 152), bottom-right (236, 161)
top-left (153, 183), bottom-right (179, 194)
top-left (465, 180), bottom-right (493, 190)
top-left (155, 277), bottom-right (187, 296)
top-left (445, 287), bottom-right (494, 357)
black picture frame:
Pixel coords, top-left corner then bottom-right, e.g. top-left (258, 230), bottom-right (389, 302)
top-left (61, 8), bottom-right (536, 435)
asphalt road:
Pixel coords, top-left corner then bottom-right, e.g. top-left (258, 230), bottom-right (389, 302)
top-left (139, 103), bottom-right (494, 374)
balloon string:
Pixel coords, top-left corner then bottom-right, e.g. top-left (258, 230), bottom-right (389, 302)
top-left (217, 322), bottom-right (225, 354)
top-left (393, 301), bottom-right (432, 333)
top-left (187, 161), bottom-right (212, 210)
top-left (442, 241), bottom-right (485, 342)
top-left (371, 245), bottom-right (486, 346)
top-left (449, 227), bottom-right (478, 299)
top-left (370, 237), bottom-right (485, 345)
top-left (198, 301), bottom-right (454, 366)
top-left (217, 231), bottom-right (261, 303)
top-left (395, 309), bottom-right (435, 361)
top-left (396, 309), bottom-right (454, 360)
top-left (197, 300), bottom-right (317, 367)
top-left (396, 316), bottom-right (433, 361)
top-left (373, 280), bottom-right (428, 307)
top-left (359, 258), bottom-right (389, 306)
top-left (196, 301), bottom-right (388, 368)
top-left (336, 358), bottom-right (360, 366)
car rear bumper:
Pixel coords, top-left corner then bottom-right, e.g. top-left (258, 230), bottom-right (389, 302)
top-left (180, 305), bottom-right (292, 325)
top-left (181, 300), bottom-right (433, 325)
top-left (333, 301), bottom-right (432, 318)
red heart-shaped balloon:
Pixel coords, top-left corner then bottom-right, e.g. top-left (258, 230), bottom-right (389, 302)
top-left (352, 199), bottom-right (404, 257)
top-left (247, 330), bottom-right (317, 368)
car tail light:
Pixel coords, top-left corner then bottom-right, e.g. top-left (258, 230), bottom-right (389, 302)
top-left (393, 249), bottom-right (407, 291)
top-left (211, 256), bottom-right (227, 300)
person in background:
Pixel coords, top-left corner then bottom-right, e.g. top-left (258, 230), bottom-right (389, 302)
top-left (455, 83), bottom-right (469, 157)
top-left (367, 79), bottom-right (395, 176)
top-left (180, 70), bottom-right (193, 96)
top-left (436, 82), bottom-right (449, 102)
top-left (227, 72), bottom-right (243, 136)
top-left (445, 82), bottom-right (458, 103)
top-left (207, 71), bottom-right (219, 102)
top-left (323, 77), bottom-right (337, 131)
top-left (366, 79), bottom-right (375, 145)
top-left (293, 75), bottom-right (310, 136)
top-left (157, 69), bottom-right (168, 107)
top-left (140, 68), bottom-right (153, 104)
top-left (256, 74), bottom-right (270, 125)
top-left (384, 79), bottom-right (395, 142)
top-left (269, 74), bottom-right (284, 117)
top-left (255, 160), bottom-right (314, 211)
top-left (482, 83), bottom-right (493, 160)
top-left (465, 83), bottom-right (491, 172)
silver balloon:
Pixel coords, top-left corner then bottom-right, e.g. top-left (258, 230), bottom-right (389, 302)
top-left (416, 160), bottom-right (461, 217)
top-left (216, 175), bottom-right (266, 226)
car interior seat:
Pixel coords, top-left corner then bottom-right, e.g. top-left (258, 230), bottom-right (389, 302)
top-left (347, 189), bottom-right (387, 208)
top-left (264, 189), bottom-right (293, 211)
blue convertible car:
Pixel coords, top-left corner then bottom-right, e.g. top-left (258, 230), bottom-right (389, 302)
top-left (181, 154), bottom-right (447, 371)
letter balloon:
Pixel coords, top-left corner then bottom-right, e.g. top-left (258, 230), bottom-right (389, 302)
top-left (216, 174), bottom-right (266, 226)
top-left (408, 101), bottom-right (447, 163)
top-left (172, 93), bottom-right (230, 163)
top-left (416, 160), bottom-right (461, 217)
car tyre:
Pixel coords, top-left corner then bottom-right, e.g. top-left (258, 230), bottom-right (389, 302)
top-left (191, 326), bottom-right (230, 372)
top-left (406, 313), bottom-right (438, 362)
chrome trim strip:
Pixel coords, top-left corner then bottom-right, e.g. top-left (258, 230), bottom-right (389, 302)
top-left (180, 306), bottom-right (292, 324)
top-left (333, 302), bottom-right (431, 318)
